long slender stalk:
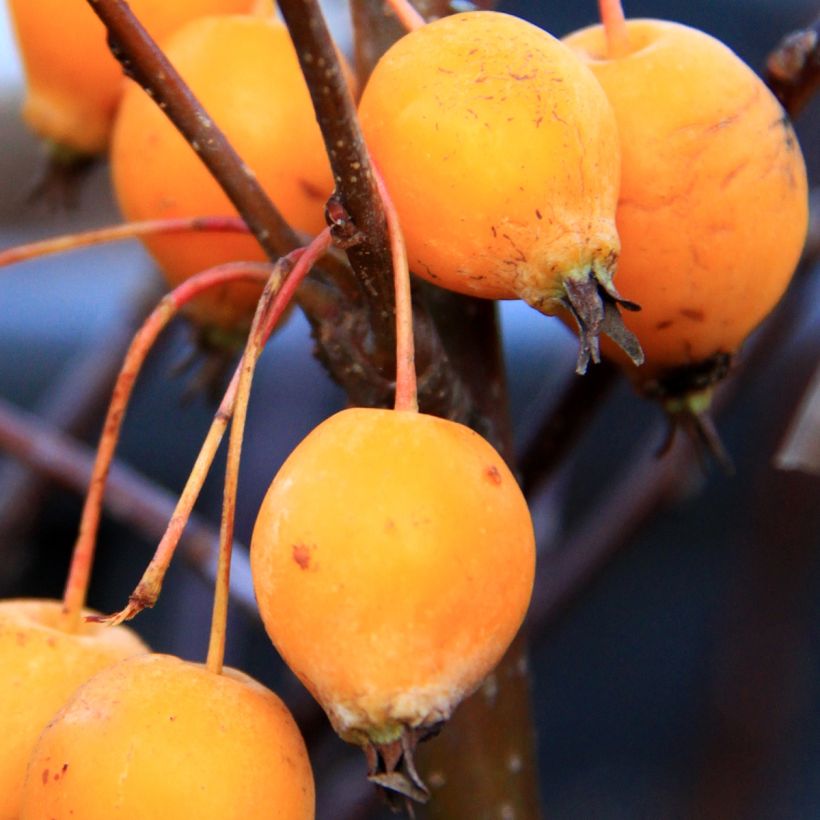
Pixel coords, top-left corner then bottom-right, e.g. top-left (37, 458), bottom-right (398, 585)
top-left (384, 0), bottom-right (425, 33)
top-left (60, 262), bottom-right (272, 633)
top-left (598, 0), bottom-right (631, 58)
top-left (0, 217), bottom-right (249, 268)
top-left (206, 229), bottom-right (331, 674)
top-left (373, 170), bottom-right (416, 412)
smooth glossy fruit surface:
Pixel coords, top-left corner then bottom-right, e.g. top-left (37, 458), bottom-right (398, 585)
top-left (111, 14), bottom-right (343, 329)
top-left (7, 0), bottom-right (261, 156)
top-left (358, 11), bottom-right (621, 314)
top-left (0, 599), bottom-right (147, 820)
top-left (251, 407), bottom-right (535, 747)
top-left (564, 19), bottom-right (808, 392)
top-left (20, 653), bottom-right (314, 820)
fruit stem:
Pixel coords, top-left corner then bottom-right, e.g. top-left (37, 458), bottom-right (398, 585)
top-left (384, 0), bottom-right (425, 32)
top-left (598, 0), bottom-right (631, 59)
top-left (0, 216), bottom-right (250, 268)
top-left (206, 228), bottom-right (331, 674)
top-left (373, 168), bottom-right (417, 413)
top-left (59, 262), bottom-right (272, 634)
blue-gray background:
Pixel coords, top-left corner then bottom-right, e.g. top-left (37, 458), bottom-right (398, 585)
top-left (0, 2), bottom-right (818, 818)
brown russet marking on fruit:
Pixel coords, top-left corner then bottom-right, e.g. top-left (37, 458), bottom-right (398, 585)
top-left (680, 308), bottom-right (705, 322)
top-left (656, 319), bottom-right (674, 330)
top-left (42, 769), bottom-right (49, 785)
top-left (292, 544), bottom-right (312, 570)
top-left (298, 178), bottom-right (325, 200)
top-left (485, 465), bottom-right (502, 485)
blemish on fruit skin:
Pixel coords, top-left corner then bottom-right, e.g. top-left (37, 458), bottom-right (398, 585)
top-left (42, 768), bottom-right (49, 785)
top-left (292, 543), bottom-right (312, 570)
top-left (680, 308), bottom-right (705, 322)
top-left (485, 465), bottom-right (502, 485)
top-left (299, 178), bottom-right (325, 201)
top-left (656, 319), bottom-right (674, 330)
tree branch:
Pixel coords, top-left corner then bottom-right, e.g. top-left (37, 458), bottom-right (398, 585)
top-left (0, 394), bottom-right (259, 617)
top-left (276, 0), bottom-right (396, 359)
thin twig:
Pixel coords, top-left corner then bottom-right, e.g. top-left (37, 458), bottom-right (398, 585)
top-left (276, 0), bottom-right (396, 350)
top-left (518, 361), bottom-right (620, 496)
top-left (206, 230), bottom-right (331, 673)
top-left (61, 263), bottom-right (273, 631)
top-left (0, 395), bottom-right (258, 617)
top-left (0, 216), bottom-right (249, 268)
top-left (0, 279), bottom-right (160, 584)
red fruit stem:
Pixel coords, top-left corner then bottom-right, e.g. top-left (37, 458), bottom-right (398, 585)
top-left (384, 0), bottom-right (425, 32)
top-left (206, 228), bottom-right (331, 674)
top-left (59, 262), bottom-right (273, 634)
top-left (598, 0), bottom-right (631, 58)
top-left (373, 169), bottom-right (417, 413)
top-left (0, 217), bottom-right (249, 269)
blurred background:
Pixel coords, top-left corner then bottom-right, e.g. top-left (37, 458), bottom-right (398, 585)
top-left (0, 1), bottom-right (818, 818)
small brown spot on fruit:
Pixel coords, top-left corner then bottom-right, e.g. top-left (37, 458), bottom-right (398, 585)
top-left (656, 319), bottom-right (674, 330)
top-left (485, 465), bottom-right (502, 485)
top-left (42, 768), bottom-right (49, 785)
top-left (292, 543), bottom-right (312, 570)
top-left (680, 308), bottom-right (705, 322)
top-left (298, 178), bottom-right (324, 201)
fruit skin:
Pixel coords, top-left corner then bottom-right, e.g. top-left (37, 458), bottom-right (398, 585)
top-left (564, 19), bottom-right (809, 392)
top-left (358, 11), bottom-right (621, 314)
top-left (20, 653), bottom-right (314, 820)
top-left (250, 407), bottom-right (535, 746)
top-left (111, 15), bottom-right (346, 330)
top-left (7, 0), bottom-right (262, 156)
top-left (0, 598), bottom-right (147, 820)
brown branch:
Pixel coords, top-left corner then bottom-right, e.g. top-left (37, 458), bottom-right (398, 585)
top-left (0, 394), bottom-right (259, 618)
top-left (765, 14), bottom-right (820, 118)
top-left (86, 0), bottom-right (300, 259)
top-left (775, 359), bottom-right (820, 475)
top-left (527, 249), bottom-right (819, 637)
top-left (0, 280), bottom-right (160, 578)
top-left (519, 361), bottom-right (620, 496)
top-left (276, 0), bottom-right (396, 358)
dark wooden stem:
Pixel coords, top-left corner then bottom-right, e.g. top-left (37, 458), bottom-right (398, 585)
top-left (415, 296), bottom-right (543, 820)
top-left (276, 0), bottom-right (396, 357)
top-left (519, 361), bottom-right (620, 496)
top-left (86, 0), bottom-right (300, 259)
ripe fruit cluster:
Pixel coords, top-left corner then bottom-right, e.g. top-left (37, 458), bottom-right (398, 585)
top-left (2, 0), bottom-right (811, 814)
top-left (110, 14), bottom-right (346, 330)
top-left (563, 14), bottom-right (808, 408)
top-left (1, 602), bottom-right (315, 820)
top-left (7, 0), bottom-right (265, 157)
top-left (355, 5), bottom-right (807, 441)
